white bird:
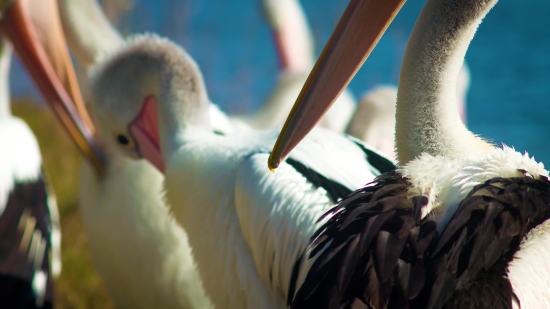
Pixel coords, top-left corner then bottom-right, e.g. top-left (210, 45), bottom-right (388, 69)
top-left (236, 0), bottom-right (356, 132)
top-left (269, 0), bottom-right (550, 308)
top-left (57, 0), bottom-right (220, 307)
top-left (0, 0), bottom-right (102, 307)
top-left (86, 34), bottom-right (396, 308)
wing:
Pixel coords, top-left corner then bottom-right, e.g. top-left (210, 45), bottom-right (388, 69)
top-left (291, 171), bottom-right (436, 309)
top-left (235, 153), bottom-right (336, 304)
top-left (0, 118), bottom-right (58, 307)
top-left (278, 128), bottom-right (396, 192)
top-left (424, 173), bottom-right (550, 309)
top-left (234, 133), bottom-right (394, 305)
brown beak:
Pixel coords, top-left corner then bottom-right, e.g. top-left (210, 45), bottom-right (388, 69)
top-left (268, 0), bottom-right (406, 171)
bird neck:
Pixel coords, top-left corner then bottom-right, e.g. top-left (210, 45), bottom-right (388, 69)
top-left (395, 0), bottom-right (497, 165)
top-left (57, 0), bottom-right (123, 68)
top-left (0, 38), bottom-right (12, 119)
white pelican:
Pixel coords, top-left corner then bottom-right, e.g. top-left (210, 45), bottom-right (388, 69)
top-left (57, 0), bottom-right (217, 307)
top-left (237, 0), bottom-right (356, 132)
top-left (86, 33), bottom-right (395, 308)
top-left (0, 0), bottom-right (104, 307)
top-left (269, 0), bottom-right (550, 308)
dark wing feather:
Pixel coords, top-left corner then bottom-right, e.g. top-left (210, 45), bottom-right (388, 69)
top-left (291, 171), bottom-right (435, 309)
top-left (286, 158), bottom-right (354, 203)
top-left (424, 174), bottom-right (550, 309)
top-left (0, 172), bottom-right (55, 308)
top-left (345, 137), bottom-right (396, 174)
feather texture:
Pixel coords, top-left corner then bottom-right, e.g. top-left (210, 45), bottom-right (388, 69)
top-left (292, 171), bottom-right (550, 309)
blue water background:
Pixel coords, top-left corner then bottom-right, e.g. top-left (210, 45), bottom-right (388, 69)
top-left (10, 0), bottom-right (550, 164)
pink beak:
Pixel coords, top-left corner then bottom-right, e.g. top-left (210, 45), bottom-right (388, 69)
top-left (129, 96), bottom-right (166, 173)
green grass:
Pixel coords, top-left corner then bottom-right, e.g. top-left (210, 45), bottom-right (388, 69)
top-left (12, 99), bottom-right (115, 309)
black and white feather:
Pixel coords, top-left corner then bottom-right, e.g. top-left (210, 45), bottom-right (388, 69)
top-left (0, 39), bottom-right (60, 309)
top-left (291, 150), bottom-right (550, 309)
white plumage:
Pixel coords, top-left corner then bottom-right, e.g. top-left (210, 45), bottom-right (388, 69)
top-left (58, 0), bottom-right (215, 307)
top-left (87, 34), bottom-right (395, 308)
top-left (0, 35), bottom-right (61, 307)
top-left (0, 120), bottom-right (42, 212)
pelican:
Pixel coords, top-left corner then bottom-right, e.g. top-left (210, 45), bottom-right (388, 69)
top-left (346, 63), bottom-right (469, 161)
top-left (0, 0), bottom-right (103, 307)
top-left (236, 0), bottom-right (356, 132)
top-left (269, 0), bottom-right (550, 308)
top-left (86, 33), bottom-right (395, 308)
top-left (57, 0), bottom-right (217, 307)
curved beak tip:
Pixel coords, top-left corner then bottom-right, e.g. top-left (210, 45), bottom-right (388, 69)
top-left (267, 155), bottom-right (278, 173)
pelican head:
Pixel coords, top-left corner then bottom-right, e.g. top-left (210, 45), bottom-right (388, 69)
top-left (89, 34), bottom-right (211, 173)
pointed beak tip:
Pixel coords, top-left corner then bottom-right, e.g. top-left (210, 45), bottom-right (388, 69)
top-left (267, 155), bottom-right (279, 173)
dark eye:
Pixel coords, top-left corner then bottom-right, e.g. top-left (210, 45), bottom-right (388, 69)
top-left (117, 134), bottom-right (129, 145)
top-left (113, 132), bottom-right (135, 150)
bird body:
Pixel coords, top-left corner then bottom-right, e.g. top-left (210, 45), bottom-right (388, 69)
top-left (0, 115), bottom-right (59, 309)
top-left (293, 149), bottom-right (550, 308)
top-left (79, 150), bottom-right (212, 309)
top-left (162, 129), bottom-right (387, 307)
top-left (87, 35), bottom-right (395, 308)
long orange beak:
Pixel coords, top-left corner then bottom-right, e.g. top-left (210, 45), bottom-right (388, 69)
top-left (268, 0), bottom-right (406, 171)
top-left (0, 0), bottom-right (106, 177)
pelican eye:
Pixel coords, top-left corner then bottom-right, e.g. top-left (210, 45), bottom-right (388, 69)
top-left (117, 134), bottom-right (129, 145)
top-left (113, 132), bottom-right (135, 150)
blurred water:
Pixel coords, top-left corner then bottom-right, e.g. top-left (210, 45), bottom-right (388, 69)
top-left (10, 0), bottom-right (550, 164)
